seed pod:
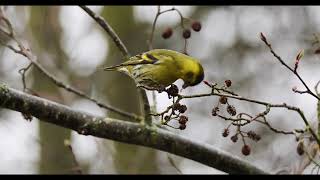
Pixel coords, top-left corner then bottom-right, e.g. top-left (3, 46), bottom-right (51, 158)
top-left (225, 80), bottom-right (232, 87)
top-left (178, 104), bottom-right (187, 113)
top-left (191, 21), bottom-right (201, 32)
top-left (242, 145), bottom-right (251, 156)
top-left (178, 115), bottom-right (188, 124)
top-left (247, 131), bottom-right (256, 138)
top-left (179, 123), bottom-right (186, 130)
top-left (297, 141), bottom-right (304, 155)
top-left (172, 103), bottom-right (181, 111)
top-left (247, 131), bottom-right (261, 142)
top-left (182, 29), bottom-right (191, 39)
top-left (167, 84), bottom-right (179, 97)
top-left (219, 96), bottom-right (228, 104)
top-left (227, 105), bottom-right (237, 116)
top-left (222, 129), bottom-right (229, 137)
top-left (231, 134), bottom-right (238, 143)
top-left (162, 27), bottom-right (173, 39)
top-left (211, 107), bottom-right (219, 116)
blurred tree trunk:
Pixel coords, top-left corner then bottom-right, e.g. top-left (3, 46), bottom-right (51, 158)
top-left (95, 6), bottom-right (160, 174)
top-left (29, 6), bottom-right (76, 174)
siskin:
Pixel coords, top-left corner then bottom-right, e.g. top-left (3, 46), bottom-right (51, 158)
top-left (103, 49), bottom-right (204, 91)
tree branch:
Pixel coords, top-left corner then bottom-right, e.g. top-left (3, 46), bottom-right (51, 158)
top-left (0, 84), bottom-right (268, 174)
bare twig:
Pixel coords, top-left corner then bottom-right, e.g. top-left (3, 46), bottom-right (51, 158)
top-left (167, 154), bottom-right (182, 174)
top-left (18, 63), bottom-right (33, 92)
top-left (303, 142), bottom-right (320, 174)
top-left (148, 6), bottom-right (161, 50)
top-left (260, 32), bottom-right (320, 101)
top-left (79, 5), bottom-right (129, 59)
top-left (306, 153), bottom-right (320, 171)
top-left (260, 32), bottom-right (320, 146)
top-left (218, 114), bottom-right (294, 136)
top-left (148, 6), bottom-right (187, 51)
top-left (64, 139), bottom-right (83, 174)
top-left (256, 114), bottom-right (294, 135)
top-left (315, 80), bottom-right (320, 96)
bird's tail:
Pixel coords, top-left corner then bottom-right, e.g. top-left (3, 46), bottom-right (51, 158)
top-left (103, 65), bottom-right (122, 71)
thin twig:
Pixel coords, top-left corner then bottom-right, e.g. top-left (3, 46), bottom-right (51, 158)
top-left (18, 62), bottom-right (33, 92)
top-left (256, 116), bottom-right (294, 135)
top-left (315, 80), bottom-right (320, 96)
top-left (64, 139), bottom-right (83, 174)
top-left (148, 6), bottom-right (161, 50)
top-left (148, 6), bottom-right (186, 51)
top-left (303, 143), bottom-right (320, 174)
top-left (167, 154), bottom-right (182, 174)
top-left (260, 32), bottom-right (320, 101)
top-left (79, 6), bottom-right (129, 59)
top-left (260, 32), bottom-right (320, 146)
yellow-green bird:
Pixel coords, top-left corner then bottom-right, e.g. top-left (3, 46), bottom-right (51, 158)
top-left (103, 49), bottom-right (204, 91)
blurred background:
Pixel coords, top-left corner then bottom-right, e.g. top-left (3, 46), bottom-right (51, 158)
top-left (0, 6), bottom-right (320, 174)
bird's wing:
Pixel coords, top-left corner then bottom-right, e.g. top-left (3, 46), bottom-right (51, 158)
top-left (122, 53), bottom-right (159, 66)
top-left (124, 51), bottom-right (175, 65)
top-left (103, 51), bottom-right (174, 71)
top-left (104, 53), bottom-right (158, 71)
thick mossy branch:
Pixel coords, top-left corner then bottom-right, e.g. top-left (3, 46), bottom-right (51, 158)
top-left (0, 85), bottom-right (267, 174)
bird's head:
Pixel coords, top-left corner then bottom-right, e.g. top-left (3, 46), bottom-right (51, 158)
top-left (181, 61), bottom-right (204, 89)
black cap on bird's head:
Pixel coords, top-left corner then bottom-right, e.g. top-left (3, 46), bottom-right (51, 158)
top-left (182, 62), bottom-right (205, 89)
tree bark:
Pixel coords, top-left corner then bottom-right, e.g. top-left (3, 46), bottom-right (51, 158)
top-left (0, 85), bottom-right (268, 174)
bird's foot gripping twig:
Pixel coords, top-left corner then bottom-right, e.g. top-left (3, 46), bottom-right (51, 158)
top-left (136, 84), bottom-right (167, 93)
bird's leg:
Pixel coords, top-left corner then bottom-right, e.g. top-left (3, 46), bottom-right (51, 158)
top-left (137, 84), bottom-right (166, 93)
top-left (157, 85), bottom-right (167, 93)
top-left (165, 84), bottom-right (179, 99)
top-left (136, 85), bottom-right (154, 91)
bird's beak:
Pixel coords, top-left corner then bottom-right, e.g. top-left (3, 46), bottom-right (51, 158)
top-left (182, 83), bottom-right (189, 89)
